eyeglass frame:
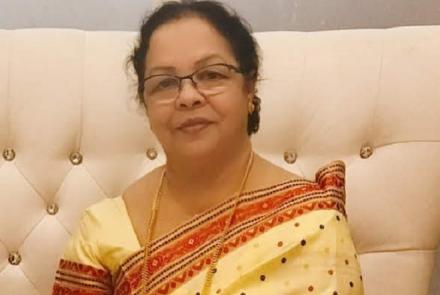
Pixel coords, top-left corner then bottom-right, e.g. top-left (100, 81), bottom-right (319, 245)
top-left (142, 62), bottom-right (244, 102)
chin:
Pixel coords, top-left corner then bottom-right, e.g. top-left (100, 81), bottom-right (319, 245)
top-left (165, 134), bottom-right (219, 158)
top-left (177, 141), bottom-right (219, 159)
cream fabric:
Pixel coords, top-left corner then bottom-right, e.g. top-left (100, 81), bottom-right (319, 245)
top-left (53, 162), bottom-right (364, 294)
top-left (61, 197), bottom-right (139, 273)
top-left (0, 26), bottom-right (439, 294)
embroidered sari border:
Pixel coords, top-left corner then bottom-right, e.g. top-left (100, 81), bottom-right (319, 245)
top-left (117, 178), bottom-right (310, 273)
top-left (53, 259), bottom-right (112, 294)
top-left (115, 179), bottom-right (310, 280)
top-left (144, 193), bottom-right (345, 292)
top-left (116, 168), bottom-right (346, 294)
top-left (151, 178), bottom-right (312, 250)
top-left (146, 199), bottom-right (344, 294)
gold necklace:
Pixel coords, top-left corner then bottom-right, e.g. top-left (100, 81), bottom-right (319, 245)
top-left (141, 151), bottom-right (255, 295)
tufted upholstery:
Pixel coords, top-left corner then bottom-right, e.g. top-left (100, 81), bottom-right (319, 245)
top-left (0, 26), bottom-right (439, 295)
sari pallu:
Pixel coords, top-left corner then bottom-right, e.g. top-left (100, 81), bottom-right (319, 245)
top-left (53, 160), bottom-right (364, 295)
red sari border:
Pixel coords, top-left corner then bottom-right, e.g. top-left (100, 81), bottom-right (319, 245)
top-left (114, 161), bottom-right (346, 294)
top-left (52, 160), bottom-right (347, 295)
top-left (53, 259), bottom-right (112, 294)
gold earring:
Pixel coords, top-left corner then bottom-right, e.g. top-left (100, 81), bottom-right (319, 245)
top-left (248, 100), bottom-right (255, 114)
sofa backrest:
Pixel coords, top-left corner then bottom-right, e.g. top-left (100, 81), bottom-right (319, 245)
top-left (0, 26), bottom-right (439, 294)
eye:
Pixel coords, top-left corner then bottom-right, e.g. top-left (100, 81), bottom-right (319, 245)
top-left (197, 69), bottom-right (228, 81)
top-left (156, 77), bottom-right (178, 89)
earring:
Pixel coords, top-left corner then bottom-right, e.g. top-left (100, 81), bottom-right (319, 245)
top-left (248, 100), bottom-right (255, 114)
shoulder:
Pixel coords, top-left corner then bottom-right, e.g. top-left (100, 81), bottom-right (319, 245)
top-left (77, 197), bottom-right (125, 240)
top-left (247, 155), bottom-right (346, 204)
top-left (247, 153), bottom-right (302, 191)
top-left (85, 197), bottom-right (122, 217)
top-left (252, 153), bottom-right (345, 184)
top-left (122, 165), bottom-right (164, 211)
top-left (61, 197), bottom-right (125, 266)
top-left (119, 165), bottom-right (165, 243)
top-left (79, 164), bottom-right (162, 234)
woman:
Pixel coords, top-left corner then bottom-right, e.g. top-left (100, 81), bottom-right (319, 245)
top-left (52, 1), bottom-right (364, 294)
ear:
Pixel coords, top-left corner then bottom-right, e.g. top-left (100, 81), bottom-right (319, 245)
top-left (243, 80), bottom-right (255, 99)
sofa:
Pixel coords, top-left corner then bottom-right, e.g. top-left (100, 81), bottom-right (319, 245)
top-left (0, 26), bottom-right (439, 294)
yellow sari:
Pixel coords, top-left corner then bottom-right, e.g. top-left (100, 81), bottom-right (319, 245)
top-left (52, 160), bottom-right (364, 294)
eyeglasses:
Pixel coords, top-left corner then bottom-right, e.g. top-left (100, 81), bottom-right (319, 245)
top-left (143, 63), bottom-right (243, 103)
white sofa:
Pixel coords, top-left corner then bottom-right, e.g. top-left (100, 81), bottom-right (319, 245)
top-left (0, 26), bottom-right (439, 295)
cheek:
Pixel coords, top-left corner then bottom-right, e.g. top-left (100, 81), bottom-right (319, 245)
top-left (211, 91), bottom-right (248, 126)
top-left (231, 89), bottom-right (249, 118)
top-left (147, 107), bottom-right (173, 139)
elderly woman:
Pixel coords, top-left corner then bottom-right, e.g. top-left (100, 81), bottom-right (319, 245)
top-left (52, 1), bottom-right (364, 294)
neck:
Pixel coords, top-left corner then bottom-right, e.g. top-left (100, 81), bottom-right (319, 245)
top-left (163, 139), bottom-right (253, 213)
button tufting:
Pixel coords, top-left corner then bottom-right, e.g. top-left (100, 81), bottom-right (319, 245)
top-left (69, 151), bottom-right (83, 165)
top-left (46, 203), bottom-right (59, 215)
top-left (2, 147), bottom-right (15, 161)
top-left (360, 143), bottom-right (373, 159)
top-left (146, 147), bottom-right (158, 160)
top-left (283, 150), bottom-right (297, 164)
top-left (8, 251), bottom-right (21, 265)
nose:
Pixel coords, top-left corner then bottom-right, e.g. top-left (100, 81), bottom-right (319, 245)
top-left (175, 78), bottom-right (206, 109)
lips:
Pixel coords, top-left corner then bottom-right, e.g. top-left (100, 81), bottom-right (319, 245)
top-left (178, 117), bottom-right (212, 129)
top-left (177, 117), bottom-right (213, 133)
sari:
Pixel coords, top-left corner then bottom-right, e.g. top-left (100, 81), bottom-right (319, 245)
top-left (52, 160), bottom-right (364, 295)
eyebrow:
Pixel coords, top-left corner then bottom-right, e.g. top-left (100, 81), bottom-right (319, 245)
top-left (146, 54), bottom-right (227, 75)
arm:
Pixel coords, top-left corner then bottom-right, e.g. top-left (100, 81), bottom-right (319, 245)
top-left (52, 211), bottom-right (113, 295)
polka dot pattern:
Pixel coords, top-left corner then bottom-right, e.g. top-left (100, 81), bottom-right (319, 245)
top-left (190, 211), bottom-right (363, 295)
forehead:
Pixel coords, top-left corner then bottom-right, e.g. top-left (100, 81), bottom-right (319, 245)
top-left (146, 16), bottom-right (236, 73)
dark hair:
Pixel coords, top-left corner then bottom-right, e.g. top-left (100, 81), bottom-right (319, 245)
top-left (128, 0), bottom-right (261, 135)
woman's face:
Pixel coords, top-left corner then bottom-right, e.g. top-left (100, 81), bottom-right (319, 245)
top-left (144, 16), bottom-right (253, 159)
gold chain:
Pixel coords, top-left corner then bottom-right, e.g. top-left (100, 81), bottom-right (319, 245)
top-left (142, 167), bottom-right (166, 295)
top-left (141, 151), bottom-right (254, 295)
